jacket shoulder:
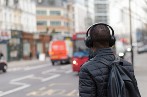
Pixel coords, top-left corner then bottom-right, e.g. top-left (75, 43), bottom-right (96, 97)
top-left (80, 58), bottom-right (106, 73)
top-left (80, 60), bottom-right (94, 71)
top-left (121, 59), bottom-right (134, 73)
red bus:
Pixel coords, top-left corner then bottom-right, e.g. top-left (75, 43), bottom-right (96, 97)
top-left (72, 32), bottom-right (89, 72)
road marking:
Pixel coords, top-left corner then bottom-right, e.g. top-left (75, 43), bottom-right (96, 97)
top-left (42, 74), bottom-right (60, 82)
top-left (11, 75), bottom-right (34, 82)
top-left (43, 89), bottom-right (56, 96)
top-left (65, 70), bottom-right (72, 74)
top-left (48, 83), bottom-right (56, 87)
top-left (8, 67), bottom-right (22, 72)
top-left (8, 64), bottom-right (49, 72)
top-left (41, 69), bottom-right (56, 74)
top-left (27, 91), bottom-right (38, 96)
top-left (66, 89), bottom-right (77, 96)
top-left (48, 83), bottom-right (71, 87)
top-left (55, 90), bottom-right (66, 95)
top-left (39, 87), bottom-right (46, 91)
top-left (24, 65), bottom-right (48, 71)
top-left (0, 75), bottom-right (33, 97)
top-left (42, 69), bottom-right (69, 74)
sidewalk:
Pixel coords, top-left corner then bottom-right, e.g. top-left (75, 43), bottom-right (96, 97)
top-left (134, 53), bottom-right (147, 97)
top-left (8, 58), bottom-right (51, 68)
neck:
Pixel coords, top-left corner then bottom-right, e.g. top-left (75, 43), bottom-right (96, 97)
top-left (92, 46), bottom-right (110, 52)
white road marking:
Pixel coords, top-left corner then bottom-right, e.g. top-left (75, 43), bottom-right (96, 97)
top-left (65, 70), bottom-right (72, 74)
top-left (42, 68), bottom-right (69, 74)
top-left (0, 75), bottom-right (33, 97)
top-left (60, 65), bottom-right (70, 69)
top-left (8, 64), bottom-right (48, 72)
top-left (66, 89), bottom-right (77, 96)
top-left (42, 74), bottom-right (60, 82)
top-left (24, 65), bottom-right (48, 71)
top-left (8, 67), bottom-right (22, 72)
top-left (41, 69), bottom-right (56, 74)
top-left (11, 75), bottom-right (34, 82)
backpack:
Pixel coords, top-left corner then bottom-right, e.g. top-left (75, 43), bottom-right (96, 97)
top-left (99, 56), bottom-right (141, 97)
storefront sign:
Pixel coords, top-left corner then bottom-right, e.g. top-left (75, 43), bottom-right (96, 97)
top-left (0, 31), bottom-right (11, 40)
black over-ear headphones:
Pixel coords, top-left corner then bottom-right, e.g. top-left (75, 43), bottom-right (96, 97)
top-left (85, 23), bottom-right (116, 48)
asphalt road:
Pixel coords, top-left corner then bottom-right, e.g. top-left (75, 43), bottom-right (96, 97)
top-left (0, 62), bottom-right (79, 97)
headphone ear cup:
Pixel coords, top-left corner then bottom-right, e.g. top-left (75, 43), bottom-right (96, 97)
top-left (109, 36), bottom-right (116, 47)
top-left (85, 36), bottom-right (93, 48)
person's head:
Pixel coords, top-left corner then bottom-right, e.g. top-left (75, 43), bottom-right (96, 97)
top-left (85, 23), bottom-right (115, 51)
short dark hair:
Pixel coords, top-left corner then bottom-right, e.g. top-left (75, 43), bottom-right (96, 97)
top-left (89, 24), bottom-right (111, 48)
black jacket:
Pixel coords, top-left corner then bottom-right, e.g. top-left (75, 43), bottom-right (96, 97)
top-left (79, 48), bottom-right (137, 97)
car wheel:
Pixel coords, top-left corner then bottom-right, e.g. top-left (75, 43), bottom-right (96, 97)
top-left (2, 65), bottom-right (7, 73)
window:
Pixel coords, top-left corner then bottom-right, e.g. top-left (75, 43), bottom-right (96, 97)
top-left (50, 21), bottom-right (61, 26)
top-left (95, 16), bottom-right (107, 23)
top-left (37, 21), bottom-right (47, 26)
top-left (50, 11), bottom-right (61, 16)
top-left (64, 22), bottom-right (69, 27)
top-left (37, 10), bottom-right (47, 15)
top-left (95, 4), bottom-right (107, 13)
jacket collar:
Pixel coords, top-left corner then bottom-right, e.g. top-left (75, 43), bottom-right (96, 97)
top-left (90, 48), bottom-right (114, 59)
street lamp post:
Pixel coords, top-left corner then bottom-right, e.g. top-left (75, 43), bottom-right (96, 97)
top-left (129, 0), bottom-right (134, 66)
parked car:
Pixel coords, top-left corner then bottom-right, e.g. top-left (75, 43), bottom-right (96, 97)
top-left (137, 45), bottom-right (147, 54)
top-left (0, 54), bottom-right (7, 73)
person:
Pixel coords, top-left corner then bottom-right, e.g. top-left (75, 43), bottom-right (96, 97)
top-left (0, 52), bottom-right (3, 59)
top-left (79, 23), bottom-right (139, 97)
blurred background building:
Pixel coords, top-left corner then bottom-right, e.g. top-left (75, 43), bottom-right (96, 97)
top-left (0, 0), bottom-right (37, 61)
top-left (36, 0), bottom-right (74, 38)
top-left (94, 0), bottom-right (109, 24)
top-left (73, 0), bottom-right (94, 32)
top-left (109, 0), bottom-right (147, 45)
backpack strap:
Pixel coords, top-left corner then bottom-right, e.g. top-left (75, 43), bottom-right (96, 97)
top-left (98, 55), bottom-right (121, 68)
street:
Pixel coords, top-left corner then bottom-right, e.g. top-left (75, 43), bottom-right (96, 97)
top-left (0, 60), bottom-right (79, 97)
top-left (0, 51), bottom-right (146, 97)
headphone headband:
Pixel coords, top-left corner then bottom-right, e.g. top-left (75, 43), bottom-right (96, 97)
top-left (86, 23), bottom-right (114, 37)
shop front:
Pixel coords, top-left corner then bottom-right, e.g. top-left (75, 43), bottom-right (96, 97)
top-left (39, 34), bottom-right (50, 57)
top-left (22, 32), bottom-right (50, 60)
top-left (8, 30), bottom-right (23, 61)
top-left (0, 30), bottom-right (11, 61)
top-left (22, 32), bottom-right (33, 59)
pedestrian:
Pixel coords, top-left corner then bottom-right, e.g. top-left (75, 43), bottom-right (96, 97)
top-left (79, 23), bottom-right (140, 97)
top-left (0, 52), bottom-right (3, 59)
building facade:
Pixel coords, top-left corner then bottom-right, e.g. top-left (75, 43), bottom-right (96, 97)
top-left (94, 0), bottom-right (109, 24)
top-left (37, 0), bottom-right (95, 34)
top-left (0, 0), bottom-right (37, 61)
top-left (36, 0), bottom-right (74, 37)
top-left (73, 0), bottom-right (94, 32)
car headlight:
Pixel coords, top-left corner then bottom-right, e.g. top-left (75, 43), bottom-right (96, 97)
top-left (119, 53), bottom-right (124, 56)
top-left (73, 60), bottom-right (77, 65)
top-left (72, 60), bottom-right (77, 64)
top-left (127, 48), bottom-right (131, 52)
